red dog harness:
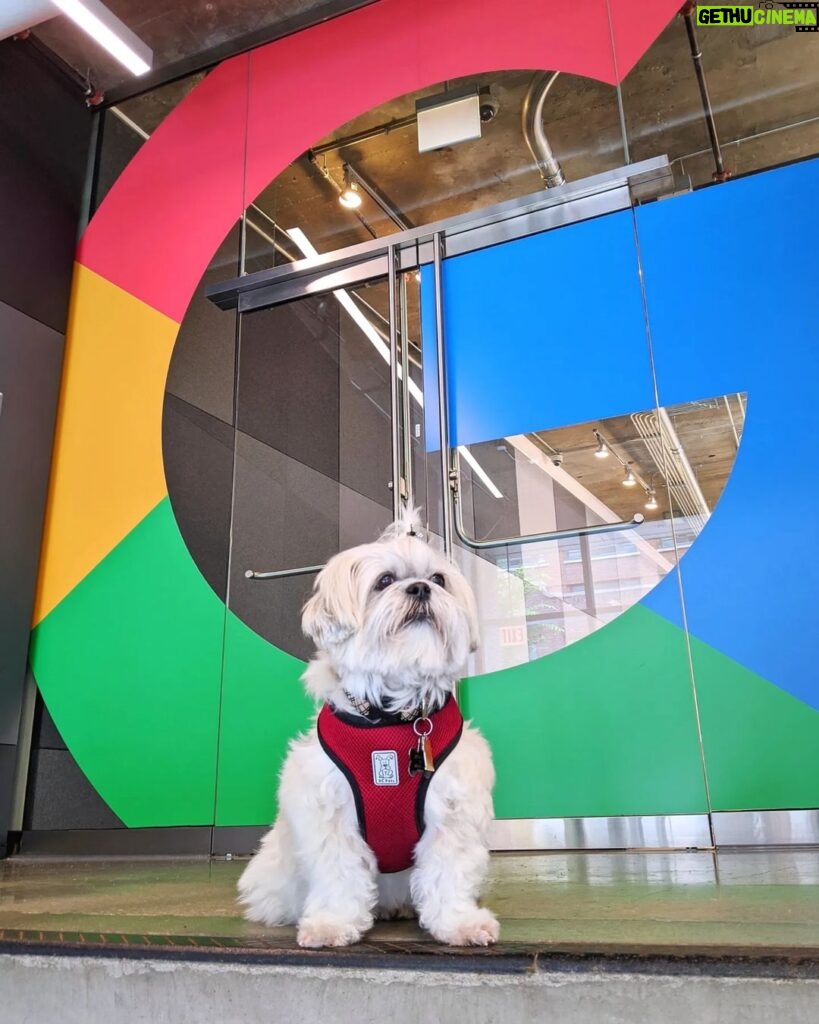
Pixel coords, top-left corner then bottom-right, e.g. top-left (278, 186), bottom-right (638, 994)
top-left (317, 696), bottom-right (464, 873)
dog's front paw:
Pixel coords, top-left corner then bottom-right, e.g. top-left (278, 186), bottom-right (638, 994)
top-left (430, 907), bottom-right (500, 947)
top-left (297, 914), bottom-right (364, 948)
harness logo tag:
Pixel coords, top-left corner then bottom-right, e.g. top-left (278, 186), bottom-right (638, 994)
top-left (371, 750), bottom-right (400, 786)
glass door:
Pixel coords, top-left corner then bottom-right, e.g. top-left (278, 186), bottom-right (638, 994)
top-left (212, 268), bottom-right (408, 838)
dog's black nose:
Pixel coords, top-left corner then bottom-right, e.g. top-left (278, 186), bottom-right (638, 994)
top-left (406, 581), bottom-right (431, 601)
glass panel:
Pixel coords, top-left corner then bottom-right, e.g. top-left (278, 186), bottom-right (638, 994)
top-left (214, 276), bottom-right (397, 826)
top-left (631, 156), bottom-right (819, 815)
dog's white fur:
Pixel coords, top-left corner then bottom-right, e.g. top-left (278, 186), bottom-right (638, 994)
top-left (238, 510), bottom-right (499, 948)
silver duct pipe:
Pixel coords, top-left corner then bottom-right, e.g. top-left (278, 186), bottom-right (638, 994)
top-left (631, 409), bottom-right (710, 528)
top-left (522, 71), bottom-right (566, 189)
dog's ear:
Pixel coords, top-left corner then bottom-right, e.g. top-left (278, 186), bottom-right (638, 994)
top-left (302, 550), bottom-right (362, 648)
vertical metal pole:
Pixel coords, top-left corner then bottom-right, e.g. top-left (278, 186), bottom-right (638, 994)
top-left (433, 232), bottom-right (454, 555)
top-left (681, 3), bottom-right (729, 182)
top-left (400, 270), bottom-right (413, 508)
top-left (388, 245), bottom-right (402, 520)
top-left (239, 212), bottom-right (248, 277)
top-left (78, 107), bottom-right (104, 238)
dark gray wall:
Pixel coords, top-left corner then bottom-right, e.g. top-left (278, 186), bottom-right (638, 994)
top-left (0, 39), bottom-right (92, 856)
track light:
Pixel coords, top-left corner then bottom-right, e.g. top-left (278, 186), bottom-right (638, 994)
top-left (594, 435), bottom-right (609, 459)
top-left (623, 467), bottom-right (637, 487)
top-left (645, 489), bottom-right (658, 510)
top-left (339, 177), bottom-right (362, 209)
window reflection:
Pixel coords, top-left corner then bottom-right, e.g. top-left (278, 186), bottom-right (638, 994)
top-left (453, 393), bottom-right (746, 671)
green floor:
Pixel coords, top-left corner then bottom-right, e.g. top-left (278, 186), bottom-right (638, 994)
top-left (2, 851), bottom-right (819, 956)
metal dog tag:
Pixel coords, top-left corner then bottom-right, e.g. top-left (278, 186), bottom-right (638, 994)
top-left (411, 717), bottom-right (435, 775)
top-left (421, 735), bottom-right (435, 773)
top-left (409, 743), bottom-right (425, 775)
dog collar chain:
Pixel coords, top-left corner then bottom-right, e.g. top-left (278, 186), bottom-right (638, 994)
top-left (342, 689), bottom-right (430, 725)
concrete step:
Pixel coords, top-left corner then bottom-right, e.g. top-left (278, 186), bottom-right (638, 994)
top-left (2, 943), bottom-right (818, 1024)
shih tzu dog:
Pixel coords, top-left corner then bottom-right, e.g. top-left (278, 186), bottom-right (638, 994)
top-left (238, 509), bottom-right (499, 948)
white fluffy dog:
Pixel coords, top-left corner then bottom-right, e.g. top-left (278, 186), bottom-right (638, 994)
top-left (238, 511), bottom-right (499, 948)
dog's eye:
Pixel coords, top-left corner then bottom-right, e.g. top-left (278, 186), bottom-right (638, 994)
top-left (374, 573), bottom-right (396, 591)
top-left (430, 573), bottom-right (446, 588)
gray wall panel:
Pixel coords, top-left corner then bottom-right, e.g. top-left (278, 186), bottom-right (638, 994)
top-left (0, 40), bottom-right (91, 332)
top-left (0, 40), bottom-right (90, 855)
top-left (0, 303), bottom-right (64, 747)
top-left (338, 304), bottom-right (392, 508)
top-left (165, 225), bottom-right (240, 425)
top-left (0, 745), bottom-right (15, 856)
top-left (23, 749), bottom-right (123, 831)
top-left (236, 297), bottom-right (341, 481)
top-left (31, 701), bottom-right (67, 752)
top-left (162, 394), bottom-right (234, 600)
top-left (227, 431), bottom-right (340, 659)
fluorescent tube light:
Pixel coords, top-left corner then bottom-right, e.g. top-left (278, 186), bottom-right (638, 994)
top-left (50, 0), bottom-right (152, 76)
top-left (458, 446), bottom-right (503, 499)
top-left (286, 227), bottom-right (424, 405)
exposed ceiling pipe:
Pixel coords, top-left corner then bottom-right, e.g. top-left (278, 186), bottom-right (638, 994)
top-left (679, 1), bottom-right (730, 182)
top-left (631, 409), bottom-right (710, 527)
top-left (521, 71), bottom-right (566, 189)
top-left (722, 395), bottom-right (740, 450)
top-left (309, 113), bottom-right (419, 158)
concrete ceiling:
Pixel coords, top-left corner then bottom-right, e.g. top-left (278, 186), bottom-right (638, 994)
top-left (27, 0), bottom-right (372, 93)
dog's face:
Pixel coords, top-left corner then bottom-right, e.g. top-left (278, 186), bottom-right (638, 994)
top-left (302, 533), bottom-right (478, 702)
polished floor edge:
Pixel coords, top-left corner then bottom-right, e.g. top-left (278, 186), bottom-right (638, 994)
top-left (15, 811), bottom-right (819, 859)
top-left (711, 809), bottom-right (819, 847)
top-left (489, 815), bottom-right (713, 851)
top-left (2, 929), bottom-right (819, 977)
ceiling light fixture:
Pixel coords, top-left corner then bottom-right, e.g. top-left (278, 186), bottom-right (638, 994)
top-left (623, 467), bottom-right (637, 487)
top-left (50, 0), bottom-right (152, 76)
top-left (338, 178), bottom-right (362, 209)
top-left (594, 433), bottom-right (609, 459)
top-left (645, 489), bottom-right (658, 510)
